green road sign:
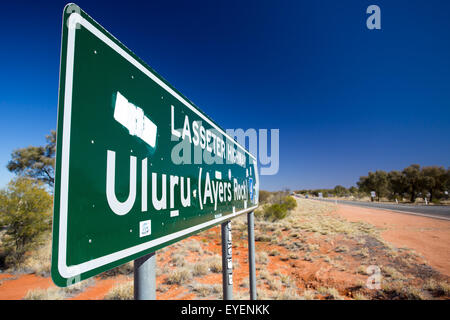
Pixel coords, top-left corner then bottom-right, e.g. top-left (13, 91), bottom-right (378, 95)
top-left (51, 4), bottom-right (259, 287)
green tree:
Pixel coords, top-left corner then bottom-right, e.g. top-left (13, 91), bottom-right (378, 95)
top-left (446, 168), bottom-right (450, 192)
top-left (402, 164), bottom-right (422, 202)
top-left (333, 185), bottom-right (347, 197)
top-left (387, 170), bottom-right (407, 201)
top-left (375, 171), bottom-right (389, 201)
top-left (7, 131), bottom-right (56, 188)
top-left (421, 166), bottom-right (447, 202)
top-left (348, 186), bottom-right (358, 195)
top-left (357, 170), bottom-right (388, 201)
top-left (0, 177), bottom-right (53, 266)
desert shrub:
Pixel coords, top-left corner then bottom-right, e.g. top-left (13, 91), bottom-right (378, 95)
top-left (0, 178), bottom-right (52, 268)
top-left (192, 262), bottom-right (209, 276)
top-left (334, 245), bottom-right (349, 253)
top-left (100, 262), bottom-right (133, 278)
top-left (170, 252), bottom-right (187, 267)
top-left (381, 281), bottom-right (426, 300)
top-left (382, 266), bottom-right (406, 280)
top-left (104, 281), bottom-right (133, 300)
top-left (317, 287), bottom-right (344, 300)
top-left (63, 278), bottom-right (96, 296)
top-left (255, 252), bottom-right (269, 265)
top-left (23, 239), bottom-right (52, 276)
top-left (23, 287), bottom-right (65, 300)
top-left (424, 279), bottom-right (450, 296)
top-left (301, 290), bottom-right (316, 300)
top-left (261, 196), bottom-right (297, 221)
top-left (257, 270), bottom-right (271, 280)
top-left (353, 292), bottom-right (369, 300)
top-left (273, 288), bottom-right (300, 300)
top-left (357, 265), bottom-right (368, 275)
top-left (266, 278), bottom-right (283, 291)
top-left (165, 268), bottom-right (192, 285)
top-left (264, 203), bottom-right (288, 220)
top-left (23, 278), bottom-right (95, 300)
top-left (268, 250), bottom-right (280, 256)
top-left (189, 283), bottom-right (221, 297)
top-left (185, 240), bottom-right (203, 254)
top-left (206, 255), bottom-right (222, 273)
top-left (282, 196), bottom-right (297, 211)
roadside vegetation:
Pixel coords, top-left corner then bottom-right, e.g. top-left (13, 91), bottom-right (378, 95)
top-left (1, 131), bottom-right (449, 300)
top-left (249, 196), bottom-right (450, 300)
top-left (296, 164), bottom-right (450, 204)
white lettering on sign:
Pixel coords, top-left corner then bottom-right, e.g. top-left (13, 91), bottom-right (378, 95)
top-left (171, 105), bottom-right (246, 168)
top-left (106, 150), bottom-right (250, 217)
top-left (106, 150), bottom-right (191, 216)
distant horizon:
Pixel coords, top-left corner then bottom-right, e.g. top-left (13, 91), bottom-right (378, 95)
top-left (1, 1), bottom-right (449, 191)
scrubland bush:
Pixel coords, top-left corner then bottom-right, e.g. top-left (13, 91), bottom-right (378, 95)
top-left (24, 287), bottom-right (65, 300)
top-left (0, 178), bottom-right (52, 268)
top-left (264, 203), bottom-right (288, 220)
top-left (104, 281), bottom-right (133, 300)
top-left (165, 268), bottom-right (192, 285)
top-left (260, 195), bottom-right (297, 221)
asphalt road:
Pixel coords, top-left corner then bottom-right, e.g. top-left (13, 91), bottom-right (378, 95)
top-left (311, 198), bottom-right (450, 221)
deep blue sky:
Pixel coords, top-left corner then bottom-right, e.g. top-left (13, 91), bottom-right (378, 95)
top-left (1, 0), bottom-right (449, 191)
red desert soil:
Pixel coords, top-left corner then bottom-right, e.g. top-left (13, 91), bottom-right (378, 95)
top-left (70, 275), bottom-right (129, 300)
top-left (0, 274), bottom-right (54, 300)
top-left (1, 202), bottom-right (449, 299)
top-left (335, 204), bottom-right (450, 276)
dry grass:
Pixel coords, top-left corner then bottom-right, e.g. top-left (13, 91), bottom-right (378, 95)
top-left (23, 239), bottom-right (51, 276)
top-left (184, 240), bottom-right (204, 254)
top-left (164, 268), bottom-right (192, 285)
top-left (353, 292), bottom-right (369, 300)
top-left (317, 287), bottom-right (345, 300)
top-left (192, 262), bottom-right (209, 276)
top-left (100, 262), bottom-right (133, 278)
top-left (205, 255), bottom-right (222, 273)
top-left (382, 266), bottom-right (407, 280)
top-left (23, 287), bottom-right (65, 300)
top-left (189, 283), bottom-right (222, 298)
top-left (300, 290), bottom-right (316, 300)
top-left (255, 252), bottom-right (269, 265)
top-left (272, 288), bottom-right (300, 300)
top-left (424, 279), bottom-right (450, 296)
top-left (104, 281), bottom-right (133, 300)
top-left (170, 252), bottom-right (187, 267)
top-left (23, 278), bottom-right (95, 300)
top-left (381, 281), bottom-right (426, 300)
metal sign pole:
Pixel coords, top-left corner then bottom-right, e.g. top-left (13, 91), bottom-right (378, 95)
top-left (247, 211), bottom-right (257, 300)
top-left (221, 221), bottom-right (233, 300)
top-left (134, 252), bottom-right (156, 300)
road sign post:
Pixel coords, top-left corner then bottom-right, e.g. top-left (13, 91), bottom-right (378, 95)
top-left (51, 4), bottom-right (259, 290)
top-left (247, 211), bottom-right (257, 300)
top-left (221, 221), bottom-right (233, 300)
top-left (134, 252), bottom-right (156, 300)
